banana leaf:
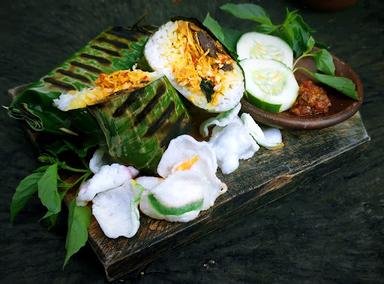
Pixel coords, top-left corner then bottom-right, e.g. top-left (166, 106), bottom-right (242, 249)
top-left (91, 77), bottom-right (191, 173)
top-left (8, 25), bottom-right (156, 141)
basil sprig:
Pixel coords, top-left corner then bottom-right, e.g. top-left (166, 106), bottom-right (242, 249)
top-left (204, 2), bottom-right (358, 100)
top-left (64, 200), bottom-right (92, 267)
top-left (10, 154), bottom-right (92, 266)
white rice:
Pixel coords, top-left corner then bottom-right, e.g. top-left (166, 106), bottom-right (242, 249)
top-left (144, 21), bottom-right (244, 113)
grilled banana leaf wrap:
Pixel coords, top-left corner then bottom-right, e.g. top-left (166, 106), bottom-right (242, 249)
top-left (7, 25), bottom-right (192, 172)
top-left (91, 77), bottom-right (191, 173)
top-left (8, 25), bottom-right (156, 141)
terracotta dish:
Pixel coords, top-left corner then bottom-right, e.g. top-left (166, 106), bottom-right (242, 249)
top-left (241, 54), bottom-right (363, 130)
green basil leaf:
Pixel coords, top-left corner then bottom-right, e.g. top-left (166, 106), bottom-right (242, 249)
top-left (203, 13), bottom-right (241, 54)
top-left (40, 211), bottom-right (59, 230)
top-left (220, 3), bottom-right (272, 25)
top-left (255, 24), bottom-right (278, 34)
top-left (34, 165), bottom-right (50, 172)
top-left (313, 49), bottom-right (335, 75)
top-left (276, 10), bottom-right (314, 57)
top-left (64, 200), bottom-right (91, 267)
top-left (221, 26), bottom-right (242, 53)
top-left (10, 171), bottom-right (44, 222)
top-left (306, 36), bottom-right (315, 51)
top-left (313, 73), bottom-right (358, 100)
top-left (40, 186), bottom-right (69, 229)
top-left (38, 163), bottom-right (61, 214)
top-left (203, 13), bottom-right (224, 42)
top-left (38, 154), bottom-right (57, 164)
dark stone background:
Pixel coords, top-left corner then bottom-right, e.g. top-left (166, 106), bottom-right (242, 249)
top-left (0, 0), bottom-right (383, 283)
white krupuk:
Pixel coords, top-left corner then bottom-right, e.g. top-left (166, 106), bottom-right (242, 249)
top-left (138, 135), bottom-right (226, 222)
top-left (76, 163), bottom-right (138, 206)
top-left (89, 149), bottom-right (106, 174)
top-left (92, 183), bottom-right (140, 239)
top-left (241, 113), bottom-right (283, 149)
top-left (209, 117), bottom-right (260, 174)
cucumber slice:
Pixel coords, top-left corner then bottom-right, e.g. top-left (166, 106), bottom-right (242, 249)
top-left (240, 59), bottom-right (299, 113)
top-left (237, 32), bottom-right (293, 69)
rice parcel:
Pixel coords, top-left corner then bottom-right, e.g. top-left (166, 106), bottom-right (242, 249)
top-left (145, 20), bottom-right (244, 112)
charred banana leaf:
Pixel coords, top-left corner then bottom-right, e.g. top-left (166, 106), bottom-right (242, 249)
top-left (8, 26), bottom-right (156, 139)
top-left (91, 77), bottom-right (191, 173)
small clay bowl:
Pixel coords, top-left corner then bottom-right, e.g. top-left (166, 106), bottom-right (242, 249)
top-left (241, 54), bottom-right (363, 130)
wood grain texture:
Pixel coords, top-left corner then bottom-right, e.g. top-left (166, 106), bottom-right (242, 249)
top-left (1, 0), bottom-right (383, 283)
top-left (86, 112), bottom-right (368, 281)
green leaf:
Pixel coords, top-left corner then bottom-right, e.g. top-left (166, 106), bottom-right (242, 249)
top-left (255, 24), bottom-right (278, 34)
top-left (313, 49), bottom-right (335, 75)
top-left (40, 184), bottom-right (71, 229)
top-left (38, 163), bottom-right (61, 214)
top-left (10, 171), bottom-right (44, 222)
top-left (40, 211), bottom-right (59, 230)
top-left (46, 139), bottom-right (97, 159)
top-left (200, 79), bottom-right (215, 102)
top-left (8, 27), bottom-right (150, 136)
top-left (64, 200), bottom-right (91, 267)
top-left (221, 26), bottom-right (242, 52)
top-left (203, 13), bottom-right (241, 53)
top-left (313, 73), bottom-right (358, 100)
top-left (203, 13), bottom-right (224, 43)
top-left (220, 3), bottom-right (272, 25)
top-left (306, 36), bottom-right (315, 51)
top-left (38, 154), bottom-right (57, 164)
top-left (276, 10), bottom-right (314, 57)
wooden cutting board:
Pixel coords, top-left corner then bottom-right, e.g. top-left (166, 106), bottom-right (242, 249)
top-left (9, 85), bottom-right (370, 281)
top-left (92, 113), bottom-right (369, 281)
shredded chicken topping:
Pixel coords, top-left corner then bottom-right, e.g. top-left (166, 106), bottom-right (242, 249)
top-left (63, 70), bottom-right (154, 110)
top-left (170, 21), bottom-right (235, 106)
top-left (95, 70), bottom-right (151, 94)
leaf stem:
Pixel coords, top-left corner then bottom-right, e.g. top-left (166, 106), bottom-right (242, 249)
top-left (59, 172), bottom-right (91, 191)
top-left (293, 53), bottom-right (314, 69)
top-left (293, 66), bottom-right (314, 77)
top-left (59, 163), bottom-right (89, 173)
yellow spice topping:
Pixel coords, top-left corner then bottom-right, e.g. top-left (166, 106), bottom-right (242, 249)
top-left (175, 155), bottom-right (200, 171)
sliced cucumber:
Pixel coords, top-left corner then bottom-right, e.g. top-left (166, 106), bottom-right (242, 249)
top-left (237, 32), bottom-right (293, 69)
top-left (240, 59), bottom-right (299, 113)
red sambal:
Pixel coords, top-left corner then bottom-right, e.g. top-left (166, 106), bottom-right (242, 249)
top-left (290, 80), bottom-right (331, 116)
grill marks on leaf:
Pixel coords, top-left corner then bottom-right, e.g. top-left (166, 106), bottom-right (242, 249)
top-left (134, 83), bottom-right (166, 126)
top-left (43, 77), bottom-right (76, 90)
top-left (107, 27), bottom-right (146, 41)
top-left (112, 90), bottom-right (138, 118)
top-left (96, 36), bottom-right (128, 49)
top-left (70, 61), bottom-right (102, 74)
top-left (110, 82), bottom-right (183, 147)
top-left (44, 26), bottom-right (150, 94)
top-left (90, 45), bottom-right (121, 57)
top-left (145, 102), bottom-right (175, 137)
top-left (56, 69), bottom-right (92, 83)
top-left (80, 53), bottom-right (111, 65)
top-left (159, 114), bottom-right (190, 148)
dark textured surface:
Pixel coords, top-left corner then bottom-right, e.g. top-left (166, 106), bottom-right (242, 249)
top-left (82, 111), bottom-right (368, 281)
top-left (0, 0), bottom-right (383, 283)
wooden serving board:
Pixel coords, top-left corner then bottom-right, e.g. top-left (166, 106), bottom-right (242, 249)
top-left (9, 86), bottom-right (370, 281)
top-left (90, 114), bottom-right (369, 281)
